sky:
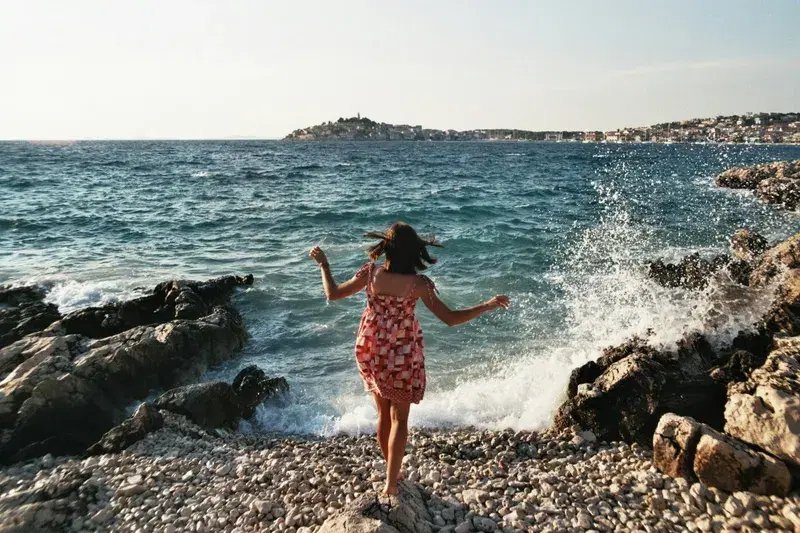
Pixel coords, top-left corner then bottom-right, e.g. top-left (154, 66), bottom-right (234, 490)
top-left (1, 0), bottom-right (798, 140)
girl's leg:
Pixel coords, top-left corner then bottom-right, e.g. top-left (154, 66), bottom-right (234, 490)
top-left (372, 392), bottom-right (391, 461)
top-left (384, 400), bottom-right (411, 495)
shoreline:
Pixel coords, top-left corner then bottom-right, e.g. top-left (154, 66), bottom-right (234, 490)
top-left (3, 160), bottom-right (800, 531)
top-left (4, 411), bottom-right (799, 532)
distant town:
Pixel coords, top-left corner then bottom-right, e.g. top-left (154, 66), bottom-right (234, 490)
top-left (285, 112), bottom-right (800, 144)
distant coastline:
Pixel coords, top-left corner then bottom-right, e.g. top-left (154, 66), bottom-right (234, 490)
top-left (285, 112), bottom-right (800, 144)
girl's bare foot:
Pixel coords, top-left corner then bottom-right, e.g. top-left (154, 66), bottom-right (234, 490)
top-left (382, 483), bottom-right (398, 496)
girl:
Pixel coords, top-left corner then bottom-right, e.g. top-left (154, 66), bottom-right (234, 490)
top-left (309, 222), bottom-right (509, 495)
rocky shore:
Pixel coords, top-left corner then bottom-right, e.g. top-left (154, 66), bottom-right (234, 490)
top-left (715, 160), bottom-right (800, 210)
top-left (4, 159), bottom-right (800, 532)
top-left (3, 412), bottom-right (799, 533)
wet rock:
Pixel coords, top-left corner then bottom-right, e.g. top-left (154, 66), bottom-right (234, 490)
top-left (730, 229), bottom-right (769, 262)
top-left (318, 481), bottom-right (433, 533)
top-left (0, 285), bottom-right (60, 349)
top-left (653, 413), bottom-right (791, 495)
top-left (154, 381), bottom-right (242, 430)
top-left (647, 253), bottom-right (729, 290)
top-left (554, 333), bottom-right (725, 444)
top-left (86, 401), bottom-right (164, 455)
top-left (58, 274), bottom-right (253, 339)
top-left (709, 350), bottom-right (766, 384)
top-left (231, 364), bottom-right (289, 419)
top-left (725, 336), bottom-right (800, 467)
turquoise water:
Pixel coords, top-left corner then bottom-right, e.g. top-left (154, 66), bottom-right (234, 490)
top-left (2, 141), bottom-right (800, 434)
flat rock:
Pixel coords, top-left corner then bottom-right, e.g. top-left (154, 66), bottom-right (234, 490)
top-left (318, 481), bottom-right (434, 533)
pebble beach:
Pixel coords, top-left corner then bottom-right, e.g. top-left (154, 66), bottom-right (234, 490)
top-left (2, 412), bottom-right (798, 533)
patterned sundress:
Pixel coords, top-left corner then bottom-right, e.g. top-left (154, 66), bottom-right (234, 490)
top-left (354, 262), bottom-right (432, 404)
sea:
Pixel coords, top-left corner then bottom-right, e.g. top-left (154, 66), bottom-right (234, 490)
top-left (2, 141), bottom-right (800, 436)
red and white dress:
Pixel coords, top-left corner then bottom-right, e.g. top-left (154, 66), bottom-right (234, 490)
top-left (354, 262), bottom-right (433, 404)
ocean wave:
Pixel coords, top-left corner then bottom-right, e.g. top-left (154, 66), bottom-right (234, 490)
top-left (44, 279), bottom-right (145, 313)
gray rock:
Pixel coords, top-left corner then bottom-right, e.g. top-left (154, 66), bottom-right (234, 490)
top-left (318, 481), bottom-right (433, 533)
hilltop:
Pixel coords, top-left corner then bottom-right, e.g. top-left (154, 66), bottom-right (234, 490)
top-left (284, 112), bottom-right (800, 144)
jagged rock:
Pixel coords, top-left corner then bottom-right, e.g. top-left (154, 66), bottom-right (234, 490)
top-left (725, 336), bottom-right (800, 467)
top-left (232, 365), bottom-right (289, 419)
top-left (647, 253), bottom-right (751, 290)
top-left (715, 160), bottom-right (800, 190)
top-left (318, 481), bottom-right (434, 533)
top-left (756, 177), bottom-right (800, 210)
top-left (86, 402), bottom-right (164, 455)
top-left (0, 285), bottom-right (60, 349)
top-left (730, 229), bottom-right (768, 262)
top-left (554, 334), bottom-right (725, 444)
top-left (0, 276), bottom-right (251, 464)
top-left (58, 274), bottom-right (253, 339)
top-left (653, 413), bottom-right (791, 495)
top-left (154, 382), bottom-right (242, 430)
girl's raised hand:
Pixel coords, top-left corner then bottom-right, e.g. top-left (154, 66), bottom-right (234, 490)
top-left (485, 295), bottom-right (510, 310)
top-left (308, 246), bottom-right (329, 266)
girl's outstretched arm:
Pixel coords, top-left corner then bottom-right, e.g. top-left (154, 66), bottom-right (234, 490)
top-left (419, 278), bottom-right (509, 326)
top-left (309, 246), bottom-right (368, 301)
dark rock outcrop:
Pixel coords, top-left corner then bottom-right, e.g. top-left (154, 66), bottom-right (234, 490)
top-left (647, 253), bottom-right (750, 290)
top-left (232, 365), bottom-right (289, 419)
top-left (86, 402), bottom-right (164, 456)
top-left (0, 286), bottom-right (60, 349)
top-left (0, 275), bottom-right (252, 464)
top-left (554, 334), bottom-right (725, 444)
top-left (653, 413), bottom-right (791, 496)
top-left (154, 382), bottom-right (243, 431)
top-left (152, 366), bottom-right (289, 430)
top-left (715, 159), bottom-right (800, 210)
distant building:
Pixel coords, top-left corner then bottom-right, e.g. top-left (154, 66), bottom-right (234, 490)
top-left (544, 132), bottom-right (563, 142)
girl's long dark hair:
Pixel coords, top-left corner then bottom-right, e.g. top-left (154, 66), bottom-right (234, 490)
top-left (365, 222), bottom-right (441, 274)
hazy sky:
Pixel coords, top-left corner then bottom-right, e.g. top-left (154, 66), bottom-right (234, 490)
top-left (2, 1), bottom-right (798, 139)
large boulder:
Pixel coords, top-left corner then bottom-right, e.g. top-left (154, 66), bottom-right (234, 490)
top-left (154, 381), bottom-right (242, 430)
top-left (232, 365), bottom-right (289, 419)
top-left (725, 336), bottom-right (800, 467)
top-left (318, 481), bottom-right (436, 533)
top-left (86, 401), bottom-right (164, 455)
top-left (0, 276), bottom-right (252, 464)
top-left (554, 334), bottom-right (725, 444)
top-left (0, 286), bottom-right (60, 349)
top-left (653, 413), bottom-right (791, 496)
